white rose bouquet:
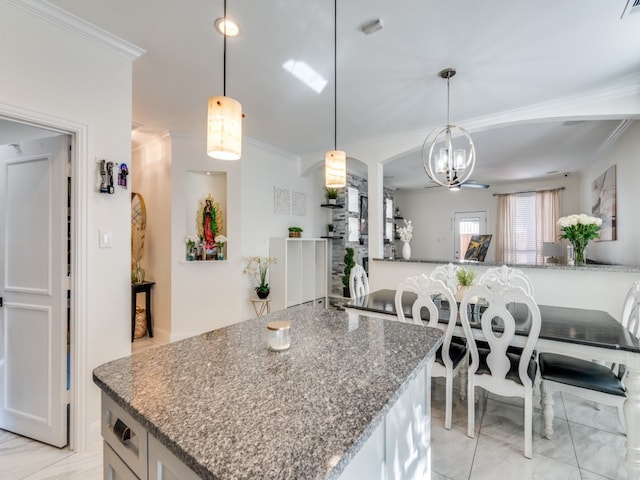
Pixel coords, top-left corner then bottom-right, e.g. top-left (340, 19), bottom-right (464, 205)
top-left (557, 214), bottom-right (602, 265)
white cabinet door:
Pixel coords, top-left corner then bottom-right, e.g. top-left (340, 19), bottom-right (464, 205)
top-left (0, 135), bottom-right (68, 447)
top-left (148, 435), bottom-right (200, 480)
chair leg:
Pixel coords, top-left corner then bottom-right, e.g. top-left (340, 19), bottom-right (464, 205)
top-left (540, 380), bottom-right (555, 439)
top-left (445, 374), bottom-right (453, 430)
top-left (467, 380), bottom-right (475, 438)
top-left (617, 404), bottom-right (626, 434)
top-left (524, 393), bottom-right (533, 459)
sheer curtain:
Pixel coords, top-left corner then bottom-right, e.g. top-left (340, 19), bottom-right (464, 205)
top-left (495, 189), bottom-right (560, 264)
top-left (495, 194), bottom-right (517, 263)
top-left (535, 189), bottom-right (560, 264)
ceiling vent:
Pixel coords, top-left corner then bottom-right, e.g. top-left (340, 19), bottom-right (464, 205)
top-left (621, 0), bottom-right (640, 18)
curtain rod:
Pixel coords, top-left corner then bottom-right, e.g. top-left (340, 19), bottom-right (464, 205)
top-left (492, 186), bottom-right (565, 197)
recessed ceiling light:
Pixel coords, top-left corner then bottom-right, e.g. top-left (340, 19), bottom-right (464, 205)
top-left (214, 17), bottom-right (240, 37)
top-left (282, 59), bottom-right (327, 94)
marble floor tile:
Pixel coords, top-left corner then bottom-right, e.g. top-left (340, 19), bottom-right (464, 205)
top-left (562, 392), bottom-right (623, 435)
top-left (469, 433), bottom-right (582, 480)
top-left (431, 422), bottom-right (478, 480)
top-left (0, 428), bottom-right (18, 445)
top-left (580, 469), bottom-right (614, 480)
top-left (569, 422), bottom-right (628, 480)
top-left (22, 447), bottom-right (103, 479)
top-left (0, 435), bottom-right (74, 479)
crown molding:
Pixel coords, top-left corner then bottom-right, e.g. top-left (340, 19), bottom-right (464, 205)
top-left (6, 0), bottom-right (145, 60)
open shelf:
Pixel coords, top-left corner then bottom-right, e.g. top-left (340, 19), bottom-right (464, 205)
top-left (320, 236), bottom-right (344, 240)
top-left (321, 203), bottom-right (344, 209)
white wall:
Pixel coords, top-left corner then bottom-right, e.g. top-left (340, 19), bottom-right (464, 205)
top-left (132, 133), bottom-right (173, 343)
top-left (393, 175), bottom-right (581, 262)
top-left (579, 122), bottom-right (640, 267)
top-left (133, 135), bottom-right (326, 341)
top-left (0, 3), bottom-right (137, 450)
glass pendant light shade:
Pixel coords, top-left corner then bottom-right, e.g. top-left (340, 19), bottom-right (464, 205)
top-left (207, 95), bottom-right (242, 160)
top-left (325, 149), bottom-right (346, 188)
top-left (422, 68), bottom-right (476, 188)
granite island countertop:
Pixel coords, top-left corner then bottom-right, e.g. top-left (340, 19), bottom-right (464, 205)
top-left (93, 305), bottom-right (444, 480)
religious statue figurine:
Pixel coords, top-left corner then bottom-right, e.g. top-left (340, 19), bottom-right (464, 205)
top-left (202, 197), bottom-right (217, 258)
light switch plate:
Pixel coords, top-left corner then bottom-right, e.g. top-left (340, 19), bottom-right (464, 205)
top-left (99, 229), bottom-right (112, 248)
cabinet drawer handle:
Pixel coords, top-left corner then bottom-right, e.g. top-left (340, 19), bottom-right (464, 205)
top-left (113, 418), bottom-right (132, 444)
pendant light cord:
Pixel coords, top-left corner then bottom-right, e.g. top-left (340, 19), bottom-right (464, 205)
top-left (446, 74), bottom-right (450, 128)
top-left (333, 0), bottom-right (337, 150)
top-left (223, 0), bottom-right (227, 97)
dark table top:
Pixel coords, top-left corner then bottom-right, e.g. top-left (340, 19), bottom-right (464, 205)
top-left (346, 289), bottom-right (640, 353)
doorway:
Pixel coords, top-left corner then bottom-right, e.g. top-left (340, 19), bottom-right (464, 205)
top-left (0, 119), bottom-right (72, 448)
top-left (453, 211), bottom-right (487, 260)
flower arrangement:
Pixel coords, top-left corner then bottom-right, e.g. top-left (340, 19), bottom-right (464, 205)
top-left (397, 219), bottom-right (413, 243)
top-left (215, 235), bottom-right (227, 249)
top-left (244, 256), bottom-right (277, 294)
top-left (185, 234), bottom-right (199, 249)
top-left (558, 214), bottom-right (602, 265)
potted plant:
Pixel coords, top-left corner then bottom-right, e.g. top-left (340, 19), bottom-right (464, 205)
top-left (288, 226), bottom-right (303, 238)
top-left (325, 187), bottom-right (339, 205)
top-left (342, 247), bottom-right (355, 297)
top-left (455, 266), bottom-right (477, 302)
top-left (327, 223), bottom-right (334, 237)
top-left (244, 256), bottom-right (277, 298)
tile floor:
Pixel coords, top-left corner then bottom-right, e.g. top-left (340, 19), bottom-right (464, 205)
top-left (0, 355), bottom-right (628, 479)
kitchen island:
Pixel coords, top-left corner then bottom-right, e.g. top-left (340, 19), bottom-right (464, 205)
top-left (93, 305), bottom-right (443, 479)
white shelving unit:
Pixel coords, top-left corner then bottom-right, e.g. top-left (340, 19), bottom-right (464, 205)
top-left (269, 238), bottom-right (328, 312)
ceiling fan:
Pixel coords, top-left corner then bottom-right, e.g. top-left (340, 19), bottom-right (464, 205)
top-left (425, 179), bottom-right (490, 190)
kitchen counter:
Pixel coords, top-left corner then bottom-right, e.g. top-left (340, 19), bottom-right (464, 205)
top-left (373, 257), bottom-right (640, 273)
top-left (93, 305), bottom-right (444, 479)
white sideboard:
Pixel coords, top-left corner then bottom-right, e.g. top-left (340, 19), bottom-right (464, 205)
top-left (269, 237), bottom-right (328, 311)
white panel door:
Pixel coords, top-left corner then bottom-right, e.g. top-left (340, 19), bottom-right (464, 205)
top-left (453, 211), bottom-right (487, 260)
top-left (0, 135), bottom-right (68, 447)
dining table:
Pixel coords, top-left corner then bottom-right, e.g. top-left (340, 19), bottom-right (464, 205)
top-left (345, 288), bottom-right (640, 478)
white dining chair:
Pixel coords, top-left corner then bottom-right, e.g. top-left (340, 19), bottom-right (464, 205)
top-left (431, 263), bottom-right (468, 399)
top-left (349, 264), bottom-right (370, 298)
top-left (539, 280), bottom-right (640, 438)
top-left (460, 280), bottom-right (541, 458)
top-left (395, 274), bottom-right (466, 430)
top-left (477, 265), bottom-right (534, 296)
top-left (430, 263), bottom-right (460, 294)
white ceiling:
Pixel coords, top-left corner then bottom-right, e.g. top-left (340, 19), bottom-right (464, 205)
top-left (46, 0), bottom-right (640, 189)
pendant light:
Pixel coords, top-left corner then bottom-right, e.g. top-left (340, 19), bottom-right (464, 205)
top-left (325, 0), bottom-right (346, 188)
top-left (422, 68), bottom-right (475, 188)
top-left (207, 0), bottom-right (242, 161)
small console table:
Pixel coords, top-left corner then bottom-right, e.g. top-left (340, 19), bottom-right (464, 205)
top-left (131, 281), bottom-right (155, 341)
top-left (251, 297), bottom-right (271, 317)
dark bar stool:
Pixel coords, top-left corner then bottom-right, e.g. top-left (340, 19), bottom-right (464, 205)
top-left (132, 281), bottom-right (155, 341)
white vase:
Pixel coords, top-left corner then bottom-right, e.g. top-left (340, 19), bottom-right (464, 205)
top-left (402, 242), bottom-right (411, 260)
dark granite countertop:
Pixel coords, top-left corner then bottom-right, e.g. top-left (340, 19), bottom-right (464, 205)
top-left (93, 306), bottom-right (443, 480)
top-left (373, 257), bottom-right (640, 273)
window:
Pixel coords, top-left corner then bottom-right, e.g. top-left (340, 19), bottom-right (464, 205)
top-left (495, 189), bottom-right (560, 264)
top-left (514, 193), bottom-right (536, 264)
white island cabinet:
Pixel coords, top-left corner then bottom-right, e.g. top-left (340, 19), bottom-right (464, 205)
top-left (269, 237), bottom-right (327, 311)
top-left (94, 306), bottom-right (442, 479)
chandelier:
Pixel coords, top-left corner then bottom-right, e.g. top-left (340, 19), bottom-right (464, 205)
top-left (422, 68), bottom-right (475, 188)
top-left (325, 0), bottom-right (346, 188)
top-left (207, 0), bottom-right (243, 161)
